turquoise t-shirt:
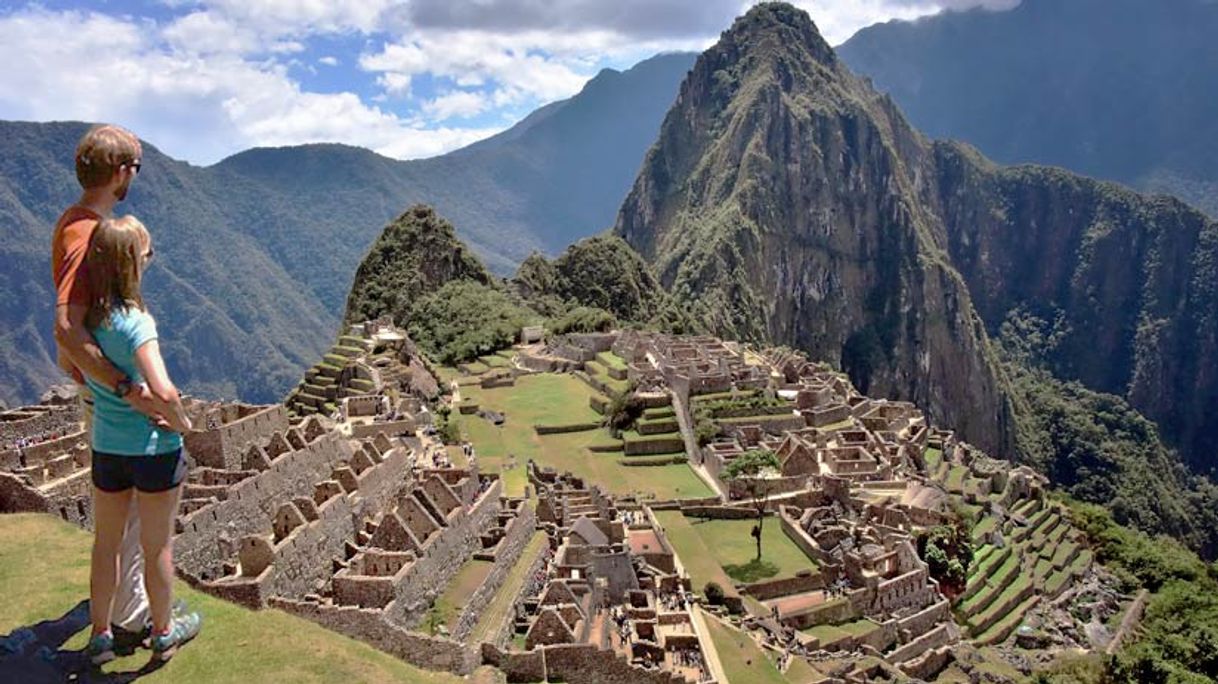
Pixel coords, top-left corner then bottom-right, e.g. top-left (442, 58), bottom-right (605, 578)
top-left (85, 305), bottom-right (183, 456)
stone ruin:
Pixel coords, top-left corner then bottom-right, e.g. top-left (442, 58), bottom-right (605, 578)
top-left (483, 464), bottom-right (709, 684)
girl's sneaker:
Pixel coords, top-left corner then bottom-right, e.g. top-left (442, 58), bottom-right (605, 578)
top-left (150, 612), bottom-right (201, 662)
top-left (86, 631), bottom-right (116, 666)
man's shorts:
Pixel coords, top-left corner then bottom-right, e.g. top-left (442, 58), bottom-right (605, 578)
top-left (92, 449), bottom-right (186, 493)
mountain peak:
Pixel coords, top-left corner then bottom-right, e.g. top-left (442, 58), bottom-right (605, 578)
top-left (724, 2), bottom-right (835, 66)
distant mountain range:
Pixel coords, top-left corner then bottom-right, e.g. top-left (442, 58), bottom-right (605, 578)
top-left (838, 0), bottom-right (1218, 216)
top-left (0, 52), bottom-right (695, 407)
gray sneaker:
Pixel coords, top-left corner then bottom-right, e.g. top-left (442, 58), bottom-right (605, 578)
top-left (150, 611), bottom-right (202, 662)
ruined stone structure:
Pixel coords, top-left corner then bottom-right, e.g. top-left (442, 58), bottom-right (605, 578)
top-left (499, 463), bottom-right (711, 683)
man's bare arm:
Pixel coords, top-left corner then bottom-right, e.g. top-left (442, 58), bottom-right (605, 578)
top-left (55, 302), bottom-right (124, 391)
top-left (55, 302), bottom-right (164, 421)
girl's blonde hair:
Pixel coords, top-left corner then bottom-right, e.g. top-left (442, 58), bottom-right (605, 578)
top-left (85, 215), bottom-right (151, 329)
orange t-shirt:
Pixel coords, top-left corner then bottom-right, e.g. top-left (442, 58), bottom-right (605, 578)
top-left (51, 206), bottom-right (101, 383)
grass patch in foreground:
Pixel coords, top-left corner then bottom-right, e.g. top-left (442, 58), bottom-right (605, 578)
top-left (0, 514), bottom-right (464, 684)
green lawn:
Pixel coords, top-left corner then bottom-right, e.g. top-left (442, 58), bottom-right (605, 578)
top-left (655, 512), bottom-right (815, 594)
top-left (595, 351), bottom-right (628, 371)
top-left (685, 517), bottom-right (817, 583)
top-left (0, 514), bottom-right (464, 684)
top-left (432, 559), bottom-right (493, 632)
top-left (459, 373), bottom-right (712, 500)
top-left (703, 614), bottom-right (787, 684)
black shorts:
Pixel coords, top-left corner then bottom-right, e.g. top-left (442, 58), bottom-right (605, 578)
top-left (92, 449), bottom-right (187, 493)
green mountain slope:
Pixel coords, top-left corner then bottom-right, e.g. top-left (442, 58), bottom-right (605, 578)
top-left (0, 52), bottom-right (695, 406)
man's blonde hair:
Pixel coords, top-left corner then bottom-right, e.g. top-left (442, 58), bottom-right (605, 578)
top-left (85, 215), bottom-right (150, 329)
top-left (75, 124), bottom-right (141, 189)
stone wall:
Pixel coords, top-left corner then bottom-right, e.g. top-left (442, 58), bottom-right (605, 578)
top-left (886, 623), bottom-right (954, 664)
top-left (176, 431), bottom-right (353, 580)
top-left (270, 598), bottom-right (479, 674)
top-left (386, 479), bottom-right (504, 628)
top-left (740, 572), bottom-right (824, 602)
top-left (452, 503), bottom-right (537, 642)
top-left (350, 419), bottom-right (416, 439)
top-left (543, 643), bottom-right (687, 684)
top-left (0, 404), bottom-right (80, 448)
top-left (184, 405), bottom-right (289, 470)
top-left (482, 644), bottom-right (546, 683)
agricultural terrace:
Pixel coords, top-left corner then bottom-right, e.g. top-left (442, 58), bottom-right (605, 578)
top-left (456, 373), bottom-right (713, 500)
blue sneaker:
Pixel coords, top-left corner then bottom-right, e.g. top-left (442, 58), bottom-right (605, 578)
top-left (86, 632), bottom-right (116, 666)
top-left (150, 612), bottom-right (201, 662)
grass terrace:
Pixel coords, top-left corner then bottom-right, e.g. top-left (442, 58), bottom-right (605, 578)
top-left (703, 614), bottom-right (787, 684)
top-left (469, 531), bottom-right (547, 644)
top-left (0, 514), bottom-right (467, 684)
top-left (430, 558), bottom-right (493, 633)
top-left (595, 351), bottom-right (628, 371)
top-left (655, 511), bottom-right (816, 591)
top-left (457, 373), bottom-right (712, 500)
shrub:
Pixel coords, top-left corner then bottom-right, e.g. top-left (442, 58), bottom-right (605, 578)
top-left (704, 582), bottom-right (725, 606)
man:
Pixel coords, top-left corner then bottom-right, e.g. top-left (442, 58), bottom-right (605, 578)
top-left (52, 123), bottom-right (164, 650)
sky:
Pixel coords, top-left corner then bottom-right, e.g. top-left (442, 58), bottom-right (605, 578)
top-left (0, 0), bottom-right (1020, 165)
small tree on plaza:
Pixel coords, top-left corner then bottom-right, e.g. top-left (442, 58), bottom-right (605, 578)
top-left (723, 448), bottom-right (782, 561)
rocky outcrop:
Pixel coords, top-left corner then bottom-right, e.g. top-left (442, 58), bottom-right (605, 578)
top-left (344, 204), bottom-right (494, 327)
top-left (615, 3), bottom-right (1015, 457)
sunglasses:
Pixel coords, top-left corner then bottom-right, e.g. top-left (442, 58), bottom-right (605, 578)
top-left (123, 160), bottom-right (142, 174)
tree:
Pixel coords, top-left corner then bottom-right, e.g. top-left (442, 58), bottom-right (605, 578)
top-left (723, 449), bottom-right (782, 561)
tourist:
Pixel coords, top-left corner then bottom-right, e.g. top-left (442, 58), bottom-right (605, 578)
top-left (81, 216), bottom-right (201, 664)
top-left (50, 124), bottom-right (170, 662)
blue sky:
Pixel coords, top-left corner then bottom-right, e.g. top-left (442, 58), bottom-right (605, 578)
top-left (0, 1), bottom-right (1018, 164)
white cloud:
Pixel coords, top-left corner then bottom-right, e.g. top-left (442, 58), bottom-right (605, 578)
top-left (0, 8), bottom-right (498, 163)
top-left (422, 90), bottom-right (491, 120)
top-left (789, 0), bottom-right (1021, 44)
top-left (0, 1), bottom-right (1023, 164)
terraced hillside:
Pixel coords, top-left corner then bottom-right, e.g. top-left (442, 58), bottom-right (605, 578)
top-left (925, 448), bottom-right (1094, 645)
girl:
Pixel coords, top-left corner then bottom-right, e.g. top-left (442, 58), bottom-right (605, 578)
top-left (83, 216), bottom-right (201, 664)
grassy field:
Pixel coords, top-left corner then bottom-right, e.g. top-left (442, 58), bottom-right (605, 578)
top-left (703, 614), bottom-right (787, 684)
top-left (0, 514), bottom-right (467, 684)
top-left (654, 512), bottom-right (815, 595)
top-left (458, 373), bottom-right (713, 500)
top-left (431, 559), bottom-right (493, 632)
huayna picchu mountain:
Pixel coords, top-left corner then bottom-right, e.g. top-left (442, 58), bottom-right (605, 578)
top-left (616, 3), bottom-right (1016, 460)
top-left (615, 3), bottom-right (1218, 552)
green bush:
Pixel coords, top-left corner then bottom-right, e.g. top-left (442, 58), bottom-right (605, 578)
top-left (550, 306), bottom-right (616, 334)
top-left (704, 582), bottom-right (726, 606)
top-left (408, 281), bottom-right (534, 365)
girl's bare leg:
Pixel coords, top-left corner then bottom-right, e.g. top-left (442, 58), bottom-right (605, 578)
top-left (90, 486), bottom-right (135, 636)
top-left (136, 483), bottom-right (183, 632)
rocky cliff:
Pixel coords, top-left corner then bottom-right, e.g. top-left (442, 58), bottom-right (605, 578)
top-left (616, 3), bottom-right (1016, 457)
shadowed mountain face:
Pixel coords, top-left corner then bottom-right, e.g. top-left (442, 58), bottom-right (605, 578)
top-left (615, 4), bottom-right (1218, 475)
top-left (0, 52), bottom-right (695, 406)
top-left (838, 0), bottom-right (1218, 217)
